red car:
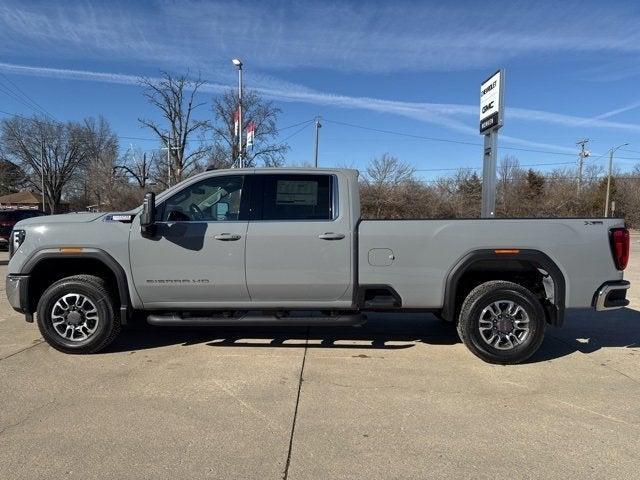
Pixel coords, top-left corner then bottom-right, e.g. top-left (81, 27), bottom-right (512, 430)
top-left (0, 210), bottom-right (46, 249)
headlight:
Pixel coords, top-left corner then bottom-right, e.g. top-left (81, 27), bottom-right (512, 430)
top-left (9, 229), bottom-right (25, 258)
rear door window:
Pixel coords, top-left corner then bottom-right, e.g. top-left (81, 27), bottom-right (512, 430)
top-left (258, 174), bottom-right (333, 221)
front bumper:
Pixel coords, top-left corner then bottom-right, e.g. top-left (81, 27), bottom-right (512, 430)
top-left (6, 274), bottom-right (30, 316)
top-left (593, 280), bottom-right (630, 311)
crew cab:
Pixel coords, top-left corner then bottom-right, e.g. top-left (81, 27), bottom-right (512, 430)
top-left (5, 168), bottom-right (631, 363)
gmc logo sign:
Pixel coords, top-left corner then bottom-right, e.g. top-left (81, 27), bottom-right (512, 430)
top-left (482, 101), bottom-right (494, 114)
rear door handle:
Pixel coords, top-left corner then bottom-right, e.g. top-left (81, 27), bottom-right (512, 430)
top-left (318, 232), bottom-right (345, 240)
top-left (214, 233), bottom-right (242, 241)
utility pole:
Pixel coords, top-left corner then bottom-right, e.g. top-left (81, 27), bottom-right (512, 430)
top-left (162, 137), bottom-right (179, 188)
top-left (576, 139), bottom-right (590, 197)
top-left (314, 117), bottom-right (322, 167)
top-left (605, 143), bottom-right (629, 217)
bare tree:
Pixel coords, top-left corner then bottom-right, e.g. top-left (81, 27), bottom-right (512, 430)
top-left (114, 147), bottom-right (152, 189)
top-left (76, 116), bottom-right (120, 210)
top-left (0, 159), bottom-right (27, 195)
top-left (360, 154), bottom-right (416, 218)
top-left (209, 89), bottom-right (288, 168)
top-left (497, 155), bottom-right (525, 216)
top-left (358, 155), bottom-right (640, 226)
top-left (138, 72), bottom-right (211, 183)
top-left (363, 153), bottom-right (415, 187)
top-left (0, 116), bottom-right (93, 213)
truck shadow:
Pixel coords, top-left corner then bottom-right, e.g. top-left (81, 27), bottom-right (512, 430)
top-left (529, 307), bottom-right (640, 363)
top-left (108, 313), bottom-right (458, 353)
top-left (104, 308), bottom-right (640, 363)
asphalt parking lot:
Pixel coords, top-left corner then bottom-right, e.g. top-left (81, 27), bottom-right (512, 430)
top-left (1, 243), bottom-right (639, 480)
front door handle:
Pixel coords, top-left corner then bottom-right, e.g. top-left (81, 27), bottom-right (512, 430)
top-left (214, 233), bottom-right (242, 241)
top-left (318, 232), bottom-right (345, 240)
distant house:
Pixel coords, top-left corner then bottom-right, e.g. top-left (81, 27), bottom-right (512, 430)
top-left (0, 191), bottom-right (68, 213)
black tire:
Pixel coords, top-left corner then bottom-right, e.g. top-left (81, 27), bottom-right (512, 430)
top-left (456, 280), bottom-right (546, 364)
top-left (36, 274), bottom-right (121, 354)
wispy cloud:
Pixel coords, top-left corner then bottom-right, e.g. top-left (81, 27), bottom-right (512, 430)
top-left (590, 101), bottom-right (640, 121)
top-left (1, 1), bottom-right (639, 74)
top-left (0, 62), bottom-right (144, 87)
top-left (3, 61), bottom-right (637, 156)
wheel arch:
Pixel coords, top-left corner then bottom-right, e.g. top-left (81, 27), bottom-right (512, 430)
top-left (442, 249), bottom-right (566, 326)
top-left (21, 249), bottom-right (131, 324)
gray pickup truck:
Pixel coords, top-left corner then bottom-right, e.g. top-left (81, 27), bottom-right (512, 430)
top-left (5, 168), bottom-right (631, 363)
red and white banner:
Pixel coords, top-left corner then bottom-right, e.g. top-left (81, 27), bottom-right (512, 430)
top-left (246, 121), bottom-right (256, 148)
top-left (233, 109), bottom-right (240, 137)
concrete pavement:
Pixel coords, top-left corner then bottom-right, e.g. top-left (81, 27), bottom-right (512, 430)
top-left (0, 251), bottom-right (638, 479)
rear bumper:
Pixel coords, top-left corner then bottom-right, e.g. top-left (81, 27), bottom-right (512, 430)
top-left (593, 280), bottom-right (630, 311)
top-left (6, 274), bottom-right (30, 315)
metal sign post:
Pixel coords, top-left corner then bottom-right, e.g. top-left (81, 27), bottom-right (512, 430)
top-left (482, 131), bottom-right (497, 217)
top-left (479, 69), bottom-right (505, 218)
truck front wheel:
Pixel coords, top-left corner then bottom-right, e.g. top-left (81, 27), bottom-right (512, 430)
top-left (36, 275), bottom-right (121, 354)
top-left (456, 280), bottom-right (546, 364)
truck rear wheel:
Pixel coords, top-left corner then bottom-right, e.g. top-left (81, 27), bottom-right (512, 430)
top-left (36, 275), bottom-right (121, 354)
top-left (456, 280), bottom-right (545, 364)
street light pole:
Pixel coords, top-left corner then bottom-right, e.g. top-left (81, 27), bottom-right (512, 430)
top-left (604, 143), bottom-right (629, 217)
top-left (232, 58), bottom-right (243, 168)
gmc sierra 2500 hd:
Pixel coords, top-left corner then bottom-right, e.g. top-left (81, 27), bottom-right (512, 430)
top-left (5, 168), bottom-right (631, 363)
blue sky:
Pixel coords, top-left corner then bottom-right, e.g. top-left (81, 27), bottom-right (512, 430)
top-left (0, 0), bottom-right (640, 180)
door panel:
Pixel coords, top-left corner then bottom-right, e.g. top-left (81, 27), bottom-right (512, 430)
top-left (130, 221), bottom-right (249, 306)
top-left (129, 174), bottom-right (249, 307)
top-left (245, 174), bottom-right (351, 302)
top-left (246, 222), bottom-right (351, 301)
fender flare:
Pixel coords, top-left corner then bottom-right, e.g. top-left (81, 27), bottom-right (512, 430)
top-left (441, 249), bottom-right (566, 326)
top-left (21, 248), bottom-right (131, 324)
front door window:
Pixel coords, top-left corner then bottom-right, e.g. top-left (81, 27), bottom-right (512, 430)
top-left (160, 175), bottom-right (244, 222)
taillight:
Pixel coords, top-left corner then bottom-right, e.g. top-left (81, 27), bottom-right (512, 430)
top-left (610, 228), bottom-right (630, 271)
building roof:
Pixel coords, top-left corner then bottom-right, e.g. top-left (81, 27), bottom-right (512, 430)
top-left (0, 190), bottom-right (42, 205)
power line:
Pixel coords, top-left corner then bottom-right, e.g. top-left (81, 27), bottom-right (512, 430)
top-left (0, 73), bottom-right (56, 120)
top-left (0, 109), bottom-right (316, 145)
top-left (323, 118), bottom-right (480, 147)
top-left (281, 121), bottom-right (314, 142)
top-left (414, 160), bottom-right (577, 173)
top-left (413, 175), bottom-right (640, 185)
top-left (322, 118), bottom-right (640, 161)
top-left (0, 83), bottom-right (46, 117)
top-left (278, 118), bottom-right (316, 132)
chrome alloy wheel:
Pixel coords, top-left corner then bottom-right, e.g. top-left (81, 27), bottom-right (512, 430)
top-left (51, 293), bottom-right (100, 342)
top-left (478, 300), bottom-right (530, 350)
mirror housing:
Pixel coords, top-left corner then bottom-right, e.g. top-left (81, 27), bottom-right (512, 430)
top-left (140, 192), bottom-right (156, 236)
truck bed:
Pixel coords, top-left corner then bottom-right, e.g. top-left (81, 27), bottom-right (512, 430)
top-left (358, 218), bottom-right (625, 309)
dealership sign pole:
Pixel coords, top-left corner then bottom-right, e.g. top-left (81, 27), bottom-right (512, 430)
top-left (479, 69), bottom-right (504, 218)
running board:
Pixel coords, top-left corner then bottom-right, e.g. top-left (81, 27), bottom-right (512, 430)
top-left (146, 312), bottom-right (366, 327)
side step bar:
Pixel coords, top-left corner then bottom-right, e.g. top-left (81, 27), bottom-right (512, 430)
top-left (147, 312), bottom-right (366, 327)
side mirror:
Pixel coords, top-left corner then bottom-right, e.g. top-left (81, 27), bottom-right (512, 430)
top-left (140, 192), bottom-right (156, 236)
